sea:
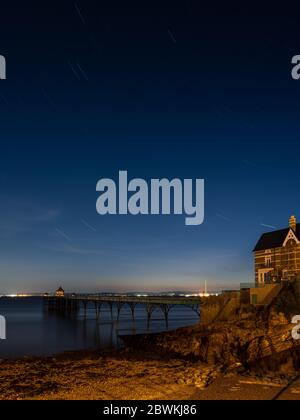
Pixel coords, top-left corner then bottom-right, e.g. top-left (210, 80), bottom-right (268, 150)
top-left (0, 297), bottom-right (199, 359)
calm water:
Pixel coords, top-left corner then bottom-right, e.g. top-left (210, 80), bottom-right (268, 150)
top-left (0, 297), bottom-right (199, 359)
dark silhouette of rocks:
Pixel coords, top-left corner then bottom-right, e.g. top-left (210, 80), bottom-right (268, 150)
top-left (122, 283), bottom-right (300, 377)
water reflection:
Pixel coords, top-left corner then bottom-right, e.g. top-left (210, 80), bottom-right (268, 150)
top-left (0, 297), bottom-right (199, 359)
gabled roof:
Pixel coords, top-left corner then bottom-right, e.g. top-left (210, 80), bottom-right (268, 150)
top-left (253, 223), bottom-right (300, 252)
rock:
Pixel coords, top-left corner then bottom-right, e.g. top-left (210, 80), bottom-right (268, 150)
top-left (122, 283), bottom-right (300, 377)
top-left (195, 383), bottom-right (206, 389)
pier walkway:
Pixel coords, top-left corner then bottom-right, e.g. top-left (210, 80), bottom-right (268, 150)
top-left (45, 295), bottom-right (202, 327)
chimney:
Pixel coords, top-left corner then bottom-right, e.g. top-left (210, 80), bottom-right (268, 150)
top-left (289, 215), bottom-right (297, 231)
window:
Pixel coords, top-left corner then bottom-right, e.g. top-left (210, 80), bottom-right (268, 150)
top-left (265, 256), bottom-right (272, 267)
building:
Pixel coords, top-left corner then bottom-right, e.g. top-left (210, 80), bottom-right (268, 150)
top-left (253, 215), bottom-right (300, 285)
top-left (55, 286), bottom-right (65, 297)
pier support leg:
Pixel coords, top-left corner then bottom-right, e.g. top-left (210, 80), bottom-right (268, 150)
top-left (83, 301), bottom-right (87, 319)
top-left (97, 303), bottom-right (102, 322)
top-left (108, 302), bottom-right (113, 320)
top-left (146, 304), bottom-right (155, 330)
top-left (94, 301), bottom-right (98, 320)
top-left (128, 303), bottom-right (137, 322)
top-left (160, 304), bottom-right (172, 329)
top-left (116, 302), bottom-right (123, 321)
top-left (191, 304), bottom-right (201, 317)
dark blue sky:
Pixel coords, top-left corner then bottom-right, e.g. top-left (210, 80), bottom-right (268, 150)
top-left (0, 2), bottom-right (300, 293)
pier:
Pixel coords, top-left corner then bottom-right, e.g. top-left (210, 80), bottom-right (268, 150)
top-left (44, 293), bottom-right (239, 327)
top-left (45, 295), bottom-right (202, 327)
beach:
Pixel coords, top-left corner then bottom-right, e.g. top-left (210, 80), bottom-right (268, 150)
top-left (0, 349), bottom-right (210, 400)
top-left (1, 285), bottom-right (300, 400)
top-left (0, 348), bottom-right (299, 401)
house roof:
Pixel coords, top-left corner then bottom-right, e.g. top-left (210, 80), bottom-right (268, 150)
top-left (253, 223), bottom-right (300, 252)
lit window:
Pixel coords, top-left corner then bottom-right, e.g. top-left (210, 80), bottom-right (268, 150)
top-left (265, 256), bottom-right (271, 267)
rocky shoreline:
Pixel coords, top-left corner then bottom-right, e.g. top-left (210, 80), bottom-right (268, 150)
top-left (0, 346), bottom-right (299, 400)
top-left (0, 283), bottom-right (299, 400)
top-left (122, 283), bottom-right (300, 373)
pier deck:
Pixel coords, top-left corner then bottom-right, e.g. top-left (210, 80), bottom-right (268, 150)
top-left (45, 295), bottom-right (202, 326)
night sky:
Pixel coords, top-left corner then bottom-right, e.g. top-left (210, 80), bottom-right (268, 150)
top-left (0, 2), bottom-right (300, 294)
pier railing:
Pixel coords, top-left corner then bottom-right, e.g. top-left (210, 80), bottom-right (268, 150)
top-left (65, 294), bottom-right (201, 305)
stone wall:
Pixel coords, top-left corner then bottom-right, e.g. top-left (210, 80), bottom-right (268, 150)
top-left (250, 284), bottom-right (282, 305)
top-left (200, 295), bottom-right (240, 324)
